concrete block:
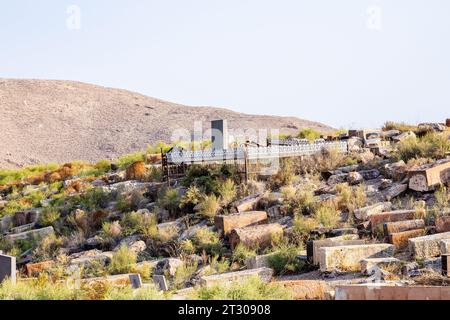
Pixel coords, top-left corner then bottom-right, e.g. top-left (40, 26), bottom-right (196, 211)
top-left (409, 232), bottom-right (450, 259)
top-left (245, 253), bottom-right (278, 269)
top-left (318, 244), bottom-right (395, 272)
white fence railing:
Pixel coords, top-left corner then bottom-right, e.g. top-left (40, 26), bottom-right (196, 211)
top-left (166, 141), bottom-right (348, 164)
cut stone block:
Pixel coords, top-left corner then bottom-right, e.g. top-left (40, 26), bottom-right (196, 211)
top-left (369, 210), bottom-right (416, 232)
top-left (245, 253), bottom-right (277, 269)
top-left (318, 244), bottom-right (395, 272)
top-left (275, 280), bottom-right (328, 300)
top-left (383, 219), bottom-right (425, 235)
top-left (384, 184), bottom-right (408, 201)
top-left (232, 194), bottom-right (262, 213)
top-left (229, 223), bottom-right (283, 250)
top-left (354, 202), bottom-right (392, 221)
top-left (82, 274), bottom-right (142, 289)
top-left (408, 232), bottom-right (450, 259)
top-left (0, 215), bottom-right (14, 233)
top-left (0, 254), bottom-right (16, 284)
top-left (336, 284), bottom-right (450, 300)
top-left (436, 216), bottom-right (450, 233)
top-left (153, 275), bottom-right (169, 291)
top-left (307, 237), bottom-right (365, 265)
top-left (5, 226), bottom-right (54, 243)
top-left (199, 267), bottom-right (273, 288)
top-left (10, 223), bottom-right (36, 234)
top-left (360, 257), bottom-right (401, 275)
top-left (442, 254), bottom-right (449, 277)
top-left (408, 159), bottom-right (450, 192)
top-left (389, 229), bottom-right (426, 249)
top-left (440, 239), bottom-right (450, 255)
top-left (215, 211), bottom-right (268, 236)
top-left (69, 251), bottom-right (113, 268)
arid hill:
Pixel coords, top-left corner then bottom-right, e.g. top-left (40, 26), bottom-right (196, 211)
top-left (0, 79), bottom-right (333, 169)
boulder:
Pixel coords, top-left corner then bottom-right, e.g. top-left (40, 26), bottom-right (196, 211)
top-left (436, 216), bottom-right (450, 233)
top-left (347, 172), bottom-right (363, 185)
top-left (245, 253), bottom-right (277, 269)
top-left (360, 257), bottom-right (401, 275)
top-left (359, 169), bottom-right (381, 180)
top-left (114, 236), bottom-right (147, 254)
top-left (155, 258), bottom-right (184, 277)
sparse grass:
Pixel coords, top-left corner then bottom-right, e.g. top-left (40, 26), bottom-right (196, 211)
top-left (101, 221), bottom-right (122, 242)
top-left (0, 163), bottom-right (59, 185)
top-left (0, 278), bottom-right (168, 300)
top-left (293, 216), bottom-right (319, 239)
top-left (313, 205), bottom-right (340, 229)
top-left (382, 121), bottom-right (418, 132)
top-left (396, 132), bottom-right (450, 162)
top-left (190, 276), bottom-right (293, 300)
top-left (173, 260), bottom-right (198, 290)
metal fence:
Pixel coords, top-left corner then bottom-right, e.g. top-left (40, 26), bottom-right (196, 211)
top-left (166, 141), bottom-right (348, 164)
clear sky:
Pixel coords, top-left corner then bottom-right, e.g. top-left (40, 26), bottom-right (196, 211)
top-left (1, 0), bottom-right (449, 129)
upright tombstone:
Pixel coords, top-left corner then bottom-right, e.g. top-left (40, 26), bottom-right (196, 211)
top-left (211, 119), bottom-right (229, 151)
top-left (442, 254), bottom-right (449, 277)
top-left (0, 254), bottom-right (16, 284)
top-left (153, 274), bottom-right (169, 291)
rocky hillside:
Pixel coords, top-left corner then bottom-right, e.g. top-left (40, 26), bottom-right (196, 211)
top-left (0, 79), bottom-right (333, 169)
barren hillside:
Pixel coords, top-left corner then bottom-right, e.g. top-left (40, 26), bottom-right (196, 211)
top-left (0, 79), bottom-right (333, 168)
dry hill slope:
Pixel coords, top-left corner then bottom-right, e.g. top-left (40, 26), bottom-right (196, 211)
top-left (0, 79), bottom-right (333, 169)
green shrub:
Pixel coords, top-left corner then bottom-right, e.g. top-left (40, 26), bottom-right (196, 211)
top-left (293, 216), bottom-right (318, 239)
top-left (217, 179), bottom-right (237, 206)
top-left (38, 207), bottom-right (61, 227)
top-left (192, 228), bottom-right (224, 256)
top-left (158, 188), bottom-right (180, 216)
top-left (297, 128), bottom-right (321, 141)
top-left (268, 243), bottom-right (305, 276)
top-left (116, 152), bottom-right (146, 169)
top-left (198, 194), bottom-right (221, 220)
top-left (179, 186), bottom-right (204, 211)
top-left (108, 245), bottom-right (137, 275)
top-left (231, 244), bottom-right (257, 266)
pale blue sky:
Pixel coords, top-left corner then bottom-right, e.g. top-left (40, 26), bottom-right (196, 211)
top-left (1, 0), bottom-right (449, 128)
